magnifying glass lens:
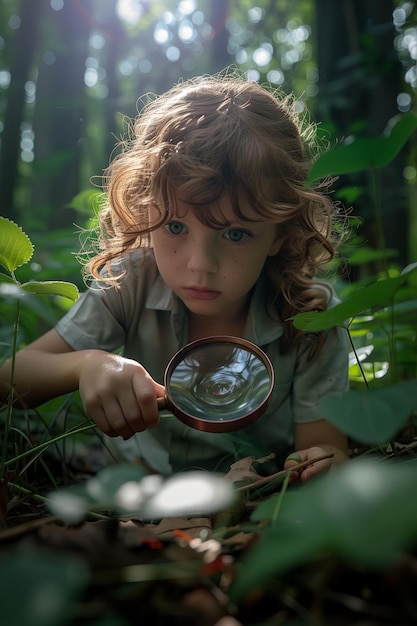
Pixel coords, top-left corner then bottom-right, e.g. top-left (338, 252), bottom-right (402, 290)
top-left (194, 367), bottom-right (249, 407)
top-left (164, 338), bottom-right (273, 430)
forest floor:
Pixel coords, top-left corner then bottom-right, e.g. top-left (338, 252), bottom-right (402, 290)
top-left (1, 438), bottom-right (417, 626)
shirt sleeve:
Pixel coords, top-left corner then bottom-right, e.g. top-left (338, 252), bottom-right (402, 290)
top-left (55, 284), bottom-right (126, 352)
top-left (55, 249), bottom-right (155, 352)
top-left (292, 325), bottom-right (350, 423)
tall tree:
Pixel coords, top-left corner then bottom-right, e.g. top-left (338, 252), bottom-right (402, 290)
top-left (30, 0), bottom-right (92, 230)
top-left (315, 0), bottom-right (409, 264)
top-left (0, 0), bottom-right (41, 220)
top-left (209, 0), bottom-right (230, 72)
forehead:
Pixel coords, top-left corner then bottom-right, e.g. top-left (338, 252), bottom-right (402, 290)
top-left (169, 192), bottom-right (262, 225)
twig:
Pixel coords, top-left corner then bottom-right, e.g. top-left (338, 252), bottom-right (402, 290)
top-left (0, 515), bottom-right (61, 541)
top-left (236, 452), bottom-right (334, 493)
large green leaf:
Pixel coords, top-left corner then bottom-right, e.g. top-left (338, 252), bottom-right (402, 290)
top-left (308, 112), bottom-right (417, 183)
top-left (292, 273), bottom-right (410, 331)
top-left (21, 280), bottom-right (79, 302)
top-left (0, 217), bottom-right (34, 273)
top-left (231, 458), bottom-right (417, 601)
top-left (319, 380), bottom-right (417, 444)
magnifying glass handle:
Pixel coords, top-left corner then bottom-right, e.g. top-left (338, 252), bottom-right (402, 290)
top-left (157, 395), bottom-right (168, 411)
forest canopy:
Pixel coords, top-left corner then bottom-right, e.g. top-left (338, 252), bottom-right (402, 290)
top-left (0, 0), bottom-right (416, 273)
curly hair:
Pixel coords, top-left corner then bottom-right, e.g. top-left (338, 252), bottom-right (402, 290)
top-left (88, 74), bottom-right (345, 349)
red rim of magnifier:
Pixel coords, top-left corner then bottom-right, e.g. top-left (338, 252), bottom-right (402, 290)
top-left (159, 336), bottom-right (274, 433)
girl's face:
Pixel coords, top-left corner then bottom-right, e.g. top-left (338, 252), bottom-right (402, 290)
top-left (150, 194), bottom-right (282, 324)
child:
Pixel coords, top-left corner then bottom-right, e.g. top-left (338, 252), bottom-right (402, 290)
top-left (0, 74), bottom-right (349, 481)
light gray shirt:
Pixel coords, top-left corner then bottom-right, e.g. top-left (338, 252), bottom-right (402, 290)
top-left (56, 248), bottom-right (349, 475)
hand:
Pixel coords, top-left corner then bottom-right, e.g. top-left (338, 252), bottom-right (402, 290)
top-left (284, 446), bottom-right (334, 483)
top-left (78, 351), bottom-right (165, 439)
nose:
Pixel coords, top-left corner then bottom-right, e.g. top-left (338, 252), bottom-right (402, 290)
top-left (187, 237), bottom-right (219, 274)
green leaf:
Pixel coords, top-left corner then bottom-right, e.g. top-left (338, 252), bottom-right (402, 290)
top-left (66, 189), bottom-right (103, 215)
top-left (0, 217), bottom-right (34, 273)
top-left (21, 280), bottom-right (79, 302)
top-left (292, 273), bottom-right (410, 331)
top-left (308, 112), bottom-right (417, 183)
top-left (402, 260), bottom-right (417, 275)
top-left (319, 381), bottom-right (417, 444)
top-left (349, 247), bottom-right (398, 265)
top-left (231, 458), bottom-right (417, 601)
top-left (0, 272), bottom-right (15, 284)
top-left (0, 547), bottom-right (88, 626)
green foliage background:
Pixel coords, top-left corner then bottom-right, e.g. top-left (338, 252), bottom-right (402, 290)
top-left (0, 3), bottom-right (417, 624)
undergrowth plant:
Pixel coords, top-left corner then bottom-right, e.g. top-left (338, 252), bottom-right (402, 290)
top-left (230, 111), bottom-right (417, 601)
top-left (0, 217), bottom-right (79, 482)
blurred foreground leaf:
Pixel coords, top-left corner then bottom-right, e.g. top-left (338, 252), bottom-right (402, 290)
top-left (231, 457), bottom-right (417, 601)
top-left (0, 548), bottom-right (88, 626)
top-left (48, 464), bottom-right (236, 523)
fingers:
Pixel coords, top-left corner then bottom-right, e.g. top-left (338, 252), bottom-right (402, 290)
top-left (91, 400), bottom-right (135, 439)
top-left (301, 454), bottom-right (332, 481)
top-left (87, 394), bottom-right (158, 439)
top-left (79, 354), bottom-right (161, 438)
top-left (284, 447), bottom-right (333, 483)
top-left (131, 373), bottom-right (161, 429)
top-left (92, 385), bottom-right (160, 438)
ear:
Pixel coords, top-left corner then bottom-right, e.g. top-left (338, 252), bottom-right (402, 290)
top-left (267, 234), bottom-right (283, 257)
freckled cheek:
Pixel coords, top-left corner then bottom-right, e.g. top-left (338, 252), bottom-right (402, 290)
top-left (167, 248), bottom-right (183, 272)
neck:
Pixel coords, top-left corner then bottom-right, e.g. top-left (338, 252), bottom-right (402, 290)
top-left (187, 311), bottom-right (247, 342)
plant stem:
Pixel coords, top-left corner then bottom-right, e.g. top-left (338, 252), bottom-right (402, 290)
top-left (271, 469), bottom-right (291, 526)
top-left (0, 299), bottom-right (20, 479)
top-left (346, 326), bottom-right (369, 389)
top-left (7, 482), bottom-right (111, 520)
top-left (388, 300), bottom-right (399, 384)
top-left (4, 422), bottom-right (97, 468)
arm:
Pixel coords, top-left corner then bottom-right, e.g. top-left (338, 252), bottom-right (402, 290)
top-left (0, 329), bottom-right (165, 439)
top-left (284, 419), bottom-right (349, 482)
top-left (1, 329), bottom-right (88, 407)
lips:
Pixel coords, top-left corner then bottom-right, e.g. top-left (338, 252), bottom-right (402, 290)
top-left (184, 287), bottom-right (221, 301)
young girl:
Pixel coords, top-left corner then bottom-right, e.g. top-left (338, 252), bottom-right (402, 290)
top-left (0, 74), bottom-right (349, 481)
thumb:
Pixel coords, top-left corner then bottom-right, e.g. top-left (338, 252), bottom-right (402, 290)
top-left (284, 451), bottom-right (303, 470)
top-left (154, 381), bottom-right (166, 399)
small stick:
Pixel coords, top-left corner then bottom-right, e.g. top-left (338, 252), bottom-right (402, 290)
top-left (236, 452), bottom-right (334, 493)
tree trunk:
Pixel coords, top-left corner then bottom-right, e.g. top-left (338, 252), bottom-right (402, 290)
top-left (209, 0), bottom-right (230, 73)
top-left (315, 0), bottom-right (408, 265)
top-left (31, 0), bottom-right (92, 230)
top-left (0, 0), bottom-right (41, 221)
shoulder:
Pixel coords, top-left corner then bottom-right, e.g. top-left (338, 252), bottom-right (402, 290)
top-left (80, 248), bottom-right (162, 311)
top-left (310, 279), bottom-right (342, 309)
top-left (112, 247), bottom-right (158, 283)
top-left (91, 248), bottom-right (160, 295)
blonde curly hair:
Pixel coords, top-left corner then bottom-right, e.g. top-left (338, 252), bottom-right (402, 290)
top-left (89, 74), bottom-right (345, 349)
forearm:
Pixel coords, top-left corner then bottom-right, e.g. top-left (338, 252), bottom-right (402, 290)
top-left (294, 419), bottom-right (349, 467)
top-left (0, 349), bottom-right (100, 408)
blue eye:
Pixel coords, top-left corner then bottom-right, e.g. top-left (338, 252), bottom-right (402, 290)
top-left (165, 221), bottom-right (187, 235)
top-left (225, 228), bottom-right (250, 243)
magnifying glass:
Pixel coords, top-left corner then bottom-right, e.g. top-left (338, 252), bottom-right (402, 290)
top-left (157, 336), bottom-right (274, 433)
